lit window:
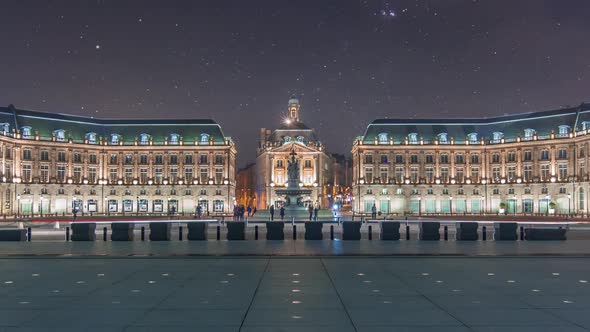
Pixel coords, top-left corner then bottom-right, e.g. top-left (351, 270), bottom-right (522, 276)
top-left (170, 133), bottom-right (180, 144)
top-left (110, 134), bottom-right (120, 145)
top-left (200, 133), bottom-right (210, 144)
top-left (21, 126), bottom-right (32, 138)
top-left (139, 133), bottom-right (150, 145)
top-left (558, 125), bottom-right (570, 137)
top-left (0, 123), bottom-right (9, 134)
top-left (492, 131), bottom-right (503, 143)
top-left (582, 122), bottom-right (590, 131)
top-left (54, 129), bottom-right (66, 142)
top-left (524, 128), bottom-right (535, 140)
top-left (86, 132), bottom-right (97, 144)
top-left (437, 133), bottom-right (448, 144)
top-left (378, 133), bottom-right (388, 144)
top-left (407, 133), bottom-right (418, 144)
top-left (467, 132), bottom-right (478, 144)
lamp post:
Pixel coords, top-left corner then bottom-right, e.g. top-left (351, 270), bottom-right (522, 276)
top-left (449, 196), bottom-right (453, 216)
top-left (513, 194), bottom-right (517, 216)
top-left (136, 196), bottom-right (139, 216)
top-left (480, 195), bottom-right (484, 215)
top-left (16, 195), bottom-right (21, 217)
top-left (545, 194), bottom-right (550, 216)
top-left (417, 196), bottom-right (421, 216)
top-left (39, 196), bottom-right (43, 218)
top-left (568, 193), bottom-right (572, 216)
top-left (105, 196), bottom-right (109, 216)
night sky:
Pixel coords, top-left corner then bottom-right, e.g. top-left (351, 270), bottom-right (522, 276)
top-left (1, 1), bottom-right (589, 167)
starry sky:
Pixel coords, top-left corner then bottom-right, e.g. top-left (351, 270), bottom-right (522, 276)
top-left (1, 0), bottom-right (589, 167)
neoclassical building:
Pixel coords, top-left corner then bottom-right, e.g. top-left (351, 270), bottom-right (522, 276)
top-left (255, 98), bottom-right (332, 210)
top-left (352, 103), bottom-right (590, 216)
top-left (0, 105), bottom-right (236, 216)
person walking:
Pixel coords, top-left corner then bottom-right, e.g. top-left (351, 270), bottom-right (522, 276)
top-left (313, 204), bottom-right (319, 221)
top-left (247, 205), bottom-right (252, 217)
top-left (280, 206), bottom-right (285, 220)
top-left (269, 204), bottom-right (275, 221)
top-left (371, 204), bottom-right (377, 219)
top-left (197, 205), bottom-right (202, 219)
top-left (308, 204), bottom-right (313, 221)
top-left (252, 206), bottom-right (257, 217)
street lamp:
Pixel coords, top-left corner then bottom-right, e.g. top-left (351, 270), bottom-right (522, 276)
top-left (39, 196), bottom-right (43, 217)
top-left (480, 195), bottom-right (484, 215)
top-left (16, 195), bottom-right (21, 217)
top-left (513, 194), bottom-right (517, 216)
top-left (136, 196), bottom-right (139, 216)
top-left (449, 196), bottom-right (453, 216)
top-left (417, 196), bottom-right (421, 216)
top-left (104, 196), bottom-right (109, 216)
top-left (567, 193), bottom-right (572, 216)
top-left (545, 194), bottom-right (550, 216)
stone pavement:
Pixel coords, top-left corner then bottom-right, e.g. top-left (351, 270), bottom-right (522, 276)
top-left (1, 257), bottom-right (590, 331)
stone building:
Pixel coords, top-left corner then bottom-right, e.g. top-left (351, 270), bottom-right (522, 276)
top-left (352, 103), bottom-right (590, 216)
top-left (255, 98), bottom-right (332, 210)
top-left (0, 105), bottom-right (236, 216)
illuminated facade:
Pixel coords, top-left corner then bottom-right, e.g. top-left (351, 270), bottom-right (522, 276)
top-left (352, 103), bottom-right (590, 216)
top-left (255, 98), bottom-right (332, 210)
top-left (0, 105), bottom-right (236, 216)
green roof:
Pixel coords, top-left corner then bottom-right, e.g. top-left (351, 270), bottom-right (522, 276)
top-left (0, 105), bottom-right (230, 145)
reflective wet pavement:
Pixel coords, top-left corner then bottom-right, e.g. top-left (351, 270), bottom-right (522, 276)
top-left (1, 257), bottom-right (590, 331)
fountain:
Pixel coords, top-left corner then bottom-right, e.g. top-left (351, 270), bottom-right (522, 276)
top-left (275, 149), bottom-right (312, 213)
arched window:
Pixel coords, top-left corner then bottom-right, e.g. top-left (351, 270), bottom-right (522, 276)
top-left (437, 133), bottom-right (448, 144)
top-left (492, 131), bottom-right (503, 143)
top-left (378, 133), bottom-right (388, 144)
top-left (54, 129), bottom-right (66, 142)
top-left (580, 187), bottom-right (585, 211)
top-left (139, 133), bottom-right (150, 145)
top-left (558, 125), bottom-right (570, 137)
top-left (524, 128), bottom-right (535, 140)
top-left (169, 133), bottom-right (180, 145)
top-left (85, 132), bottom-right (97, 144)
top-left (110, 134), bottom-right (120, 145)
top-left (407, 133), bottom-right (418, 144)
top-left (21, 126), bottom-right (32, 139)
top-left (467, 133), bottom-right (478, 144)
top-left (200, 133), bottom-right (210, 144)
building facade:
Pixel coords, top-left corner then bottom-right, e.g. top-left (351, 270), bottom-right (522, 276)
top-left (352, 103), bottom-right (590, 216)
top-left (0, 105), bottom-right (236, 216)
top-left (255, 98), bottom-right (332, 210)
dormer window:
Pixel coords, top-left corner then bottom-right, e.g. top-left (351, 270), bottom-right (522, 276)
top-left (407, 133), bottom-right (418, 144)
top-left (558, 125), bottom-right (570, 137)
top-left (0, 123), bottom-right (9, 134)
top-left (437, 133), bottom-right (448, 144)
top-left (110, 134), bottom-right (121, 145)
top-left (492, 131), bottom-right (503, 143)
top-left (169, 133), bottom-right (180, 145)
top-left (582, 121), bottom-right (590, 131)
top-left (85, 132), bottom-right (97, 144)
top-left (139, 133), bottom-right (150, 145)
top-left (200, 133), bottom-right (210, 145)
top-left (378, 133), bottom-right (388, 144)
top-left (54, 129), bottom-right (66, 142)
top-left (283, 136), bottom-right (291, 144)
top-left (296, 136), bottom-right (305, 144)
top-left (21, 126), bottom-right (32, 139)
top-left (524, 128), bottom-right (535, 140)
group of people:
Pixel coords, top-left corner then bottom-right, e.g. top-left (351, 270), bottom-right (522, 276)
top-left (233, 204), bottom-right (257, 221)
top-left (268, 201), bottom-right (321, 221)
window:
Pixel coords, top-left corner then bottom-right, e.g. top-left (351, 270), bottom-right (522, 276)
top-left (41, 188), bottom-right (48, 195)
top-left (110, 154), bottom-right (118, 164)
top-left (4, 148), bottom-right (10, 159)
top-left (507, 151), bottom-right (516, 162)
top-left (170, 167), bottom-right (179, 182)
top-left (139, 154), bottom-right (148, 165)
top-left (523, 150), bottom-right (532, 161)
top-left (58, 188), bottom-right (65, 195)
top-left (215, 168), bottom-right (224, 184)
top-left (73, 167), bottom-right (82, 183)
top-left (442, 188), bottom-right (449, 195)
top-left (456, 167), bottom-right (464, 182)
top-left (493, 188), bottom-right (499, 195)
top-left (169, 133), bottom-right (180, 144)
top-left (139, 133), bottom-right (150, 145)
top-left (185, 189), bottom-right (192, 196)
top-left (215, 155), bottom-right (224, 165)
top-left (580, 147), bottom-right (585, 158)
top-left (540, 150), bottom-right (549, 160)
top-left (200, 133), bottom-right (210, 144)
top-left (471, 154), bottom-right (479, 164)
top-left (407, 133), bottom-right (418, 144)
top-left (410, 155), bottom-right (418, 164)
top-left (380, 167), bottom-right (388, 183)
top-left (54, 129), bottom-right (66, 142)
top-left (440, 167), bottom-right (449, 183)
top-left (410, 167), bottom-right (418, 183)
top-left (57, 166), bottom-right (66, 182)
top-left (507, 166), bottom-right (516, 181)
top-left (455, 154), bottom-right (464, 164)
top-left (381, 188), bottom-right (388, 195)
top-left (523, 128), bottom-right (535, 140)
top-left (169, 154), bottom-right (178, 164)
top-left (140, 168), bottom-right (148, 184)
top-left (438, 133), bottom-right (448, 144)
top-left (304, 160), bottom-right (312, 168)
top-left (200, 168), bottom-right (209, 183)
top-left (155, 155), bottom-right (163, 164)
top-left (395, 167), bottom-right (403, 182)
top-left (21, 126), bottom-right (32, 138)
top-left (396, 188), bottom-right (403, 195)
top-left (473, 188), bottom-right (479, 195)
top-left (364, 154), bottom-right (373, 164)
top-left (378, 133), bottom-right (388, 144)
top-left (380, 155), bottom-right (388, 164)
top-left (184, 154), bottom-right (193, 165)
top-left (395, 155), bottom-right (403, 164)
top-left (88, 167), bottom-right (97, 184)
top-left (109, 168), bottom-right (118, 183)
top-left (184, 167), bottom-right (193, 182)
top-left (440, 154), bottom-right (449, 164)
top-left (425, 167), bottom-right (434, 182)
top-left (492, 153), bottom-right (500, 163)
top-left (558, 164), bottom-right (568, 180)
top-left (541, 187), bottom-right (548, 194)
top-left (58, 151), bottom-right (66, 162)
top-left (524, 187), bottom-right (531, 194)
top-left (508, 188), bottom-right (514, 195)
top-left (540, 164), bottom-right (550, 181)
top-left (22, 149), bottom-right (32, 160)
top-left (524, 165), bottom-right (532, 182)
top-left (153, 167), bottom-right (163, 184)
top-left (425, 154), bottom-right (433, 163)
top-left (582, 122), bottom-right (590, 131)
top-left (580, 188), bottom-right (585, 210)
top-left (40, 150), bottom-right (49, 161)
top-left (40, 165), bottom-right (49, 183)
top-left (559, 187), bottom-right (567, 194)
top-left (73, 152), bottom-right (82, 163)
top-left (22, 165), bottom-right (32, 182)
top-left (213, 200), bottom-right (224, 212)
top-left (427, 189), bottom-right (434, 195)
top-left (492, 167), bottom-right (501, 181)
top-left (365, 168), bottom-right (373, 183)
top-left (558, 149), bottom-right (567, 159)
top-left (125, 168), bottom-right (133, 183)
top-left (110, 134), bottom-right (120, 145)
top-left (457, 188), bottom-right (464, 195)
top-left (89, 154), bottom-right (97, 164)
top-left (199, 154), bottom-right (208, 164)
top-left (467, 133), bottom-right (478, 144)
top-left (492, 131), bottom-right (503, 143)
top-left (200, 189), bottom-right (207, 196)
top-left (86, 132), bottom-right (97, 144)
top-left (558, 125), bottom-right (570, 137)
top-left (470, 167), bottom-right (480, 180)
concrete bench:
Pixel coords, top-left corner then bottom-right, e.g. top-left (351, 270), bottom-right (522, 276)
top-left (380, 222), bottom-right (400, 240)
top-left (305, 222), bottom-right (323, 240)
top-left (456, 222), bottom-right (478, 241)
top-left (266, 222), bottom-right (285, 240)
top-left (187, 222), bottom-right (208, 241)
top-left (494, 223), bottom-right (518, 241)
top-left (419, 222), bottom-right (440, 241)
top-left (525, 228), bottom-right (567, 241)
top-left (71, 223), bottom-right (96, 241)
top-left (0, 229), bottom-right (27, 241)
top-left (149, 222), bottom-right (171, 241)
top-left (226, 222), bottom-right (245, 240)
top-left (342, 222), bottom-right (361, 240)
top-left (111, 223), bottom-right (134, 241)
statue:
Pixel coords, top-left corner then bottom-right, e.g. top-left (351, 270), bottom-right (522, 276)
top-left (287, 148), bottom-right (299, 184)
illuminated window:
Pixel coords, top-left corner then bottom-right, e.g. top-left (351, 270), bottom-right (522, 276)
top-left (558, 125), bottom-right (570, 137)
top-left (378, 133), bottom-right (388, 144)
top-left (524, 128), bottom-right (535, 140)
top-left (54, 129), bottom-right (66, 142)
top-left (437, 133), bottom-right (448, 144)
top-left (110, 134), bottom-right (120, 145)
top-left (200, 133), bottom-right (210, 144)
top-left (21, 126), bottom-right (32, 138)
top-left (139, 133), bottom-right (150, 145)
top-left (170, 133), bottom-right (180, 145)
top-left (407, 133), bottom-right (418, 144)
top-left (86, 132), bottom-right (97, 144)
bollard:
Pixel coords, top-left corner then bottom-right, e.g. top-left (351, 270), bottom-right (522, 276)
top-left (66, 227), bottom-right (70, 241)
top-left (179, 226), bottom-right (183, 241)
top-left (482, 226), bottom-right (487, 241)
top-left (406, 225), bottom-right (410, 240)
top-left (368, 225), bottom-right (372, 240)
top-left (141, 227), bottom-right (145, 241)
top-left (330, 225), bottom-right (334, 240)
top-left (103, 227), bottom-right (107, 241)
top-left (255, 225), bottom-right (259, 240)
top-left (217, 225), bottom-right (221, 240)
top-left (444, 226), bottom-right (448, 241)
top-left (293, 225), bottom-right (297, 240)
top-left (520, 226), bottom-right (524, 241)
top-left (27, 227), bottom-right (31, 242)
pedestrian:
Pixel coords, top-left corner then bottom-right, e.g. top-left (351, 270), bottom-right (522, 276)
top-left (233, 206), bottom-right (239, 221)
top-left (240, 205), bottom-right (246, 221)
top-left (313, 204), bottom-right (319, 221)
top-left (252, 206), bottom-right (257, 217)
top-left (72, 208), bottom-right (77, 221)
top-left (247, 205), bottom-right (252, 217)
top-left (280, 206), bottom-right (285, 220)
top-left (308, 204), bottom-right (313, 221)
top-left (269, 205), bottom-right (275, 221)
top-left (371, 204), bottom-right (377, 219)
top-left (197, 205), bottom-right (202, 219)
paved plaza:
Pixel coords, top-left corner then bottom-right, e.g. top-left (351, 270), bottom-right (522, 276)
top-left (0, 257), bottom-right (588, 331)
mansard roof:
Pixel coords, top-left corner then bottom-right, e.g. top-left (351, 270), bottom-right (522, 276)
top-left (361, 103), bottom-right (590, 144)
top-left (0, 105), bottom-right (230, 145)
